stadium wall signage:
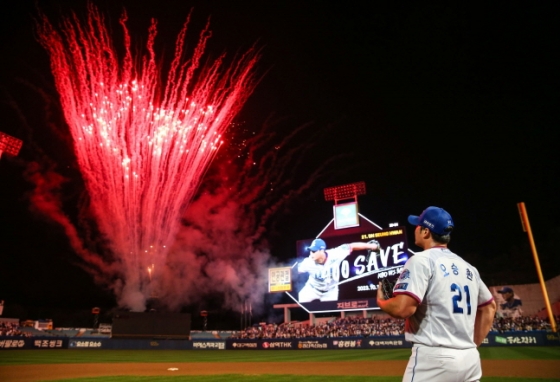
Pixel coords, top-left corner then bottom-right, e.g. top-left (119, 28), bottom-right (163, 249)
top-left (1, 332), bottom-right (558, 350)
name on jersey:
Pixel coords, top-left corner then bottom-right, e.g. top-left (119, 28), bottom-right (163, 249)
top-left (439, 262), bottom-right (474, 281)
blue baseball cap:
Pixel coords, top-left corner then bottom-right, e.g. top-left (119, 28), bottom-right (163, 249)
top-left (408, 206), bottom-right (454, 235)
top-left (308, 238), bottom-right (326, 252)
top-left (497, 287), bottom-right (513, 294)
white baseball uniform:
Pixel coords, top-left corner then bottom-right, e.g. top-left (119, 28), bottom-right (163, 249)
top-left (298, 244), bottom-right (351, 302)
top-left (393, 246), bottom-right (494, 382)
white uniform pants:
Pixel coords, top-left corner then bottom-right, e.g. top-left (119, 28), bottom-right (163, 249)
top-left (403, 344), bottom-right (482, 382)
top-left (298, 284), bottom-right (338, 302)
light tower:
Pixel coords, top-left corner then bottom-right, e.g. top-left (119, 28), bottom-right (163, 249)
top-left (0, 132), bottom-right (23, 159)
top-left (323, 181), bottom-right (366, 229)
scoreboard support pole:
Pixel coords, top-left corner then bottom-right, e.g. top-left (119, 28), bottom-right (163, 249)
top-left (273, 304), bottom-right (297, 324)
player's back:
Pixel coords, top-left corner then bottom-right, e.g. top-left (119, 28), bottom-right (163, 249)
top-left (401, 247), bottom-right (492, 349)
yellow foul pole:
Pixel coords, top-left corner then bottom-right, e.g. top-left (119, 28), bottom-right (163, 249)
top-left (517, 202), bottom-right (557, 332)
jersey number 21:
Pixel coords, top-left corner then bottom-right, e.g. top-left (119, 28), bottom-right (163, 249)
top-left (451, 283), bottom-right (471, 315)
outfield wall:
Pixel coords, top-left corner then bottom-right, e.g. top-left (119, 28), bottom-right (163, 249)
top-left (1, 331), bottom-right (559, 350)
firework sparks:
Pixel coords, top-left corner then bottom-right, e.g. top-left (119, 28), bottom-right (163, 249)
top-left (156, 118), bottom-right (341, 313)
top-left (36, 4), bottom-right (259, 310)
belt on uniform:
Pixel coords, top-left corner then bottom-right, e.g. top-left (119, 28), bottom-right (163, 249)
top-left (313, 287), bottom-right (329, 293)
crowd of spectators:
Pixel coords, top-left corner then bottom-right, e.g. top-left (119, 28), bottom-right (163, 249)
top-left (0, 322), bottom-right (31, 337)
top-left (231, 316), bottom-right (405, 339)
top-left (491, 315), bottom-right (556, 332)
top-left (1, 314), bottom-right (558, 338)
top-left (231, 314), bottom-right (558, 340)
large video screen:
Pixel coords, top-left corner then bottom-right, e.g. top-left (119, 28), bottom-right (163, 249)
top-left (286, 226), bottom-right (412, 313)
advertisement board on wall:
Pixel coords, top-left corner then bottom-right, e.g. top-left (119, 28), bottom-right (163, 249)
top-left (1, 331), bottom-right (557, 350)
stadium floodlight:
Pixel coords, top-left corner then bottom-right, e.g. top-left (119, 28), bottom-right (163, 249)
top-left (324, 181), bottom-right (366, 203)
top-left (0, 131), bottom-right (23, 159)
top-left (324, 182), bottom-right (366, 230)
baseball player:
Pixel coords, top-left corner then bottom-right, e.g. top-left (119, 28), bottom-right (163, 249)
top-left (377, 206), bottom-right (496, 382)
top-left (496, 286), bottom-right (523, 318)
top-left (298, 238), bottom-right (380, 303)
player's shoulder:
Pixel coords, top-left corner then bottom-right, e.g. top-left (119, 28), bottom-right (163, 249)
top-left (409, 247), bottom-right (477, 270)
top-left (407, 248), bottom-right (435, 263)
top-left (403, 250), bottom-right (431, 269)
top-left (298, 257), bottom-right (314, 269)
top-left (420, 246), bottom-right (468, 262)
top-left (329, 244), bottom-right (351, 256)
top-left (335, 243), bottom-right (351, 251)
top-left (300, 257), bottom-right (313, 265)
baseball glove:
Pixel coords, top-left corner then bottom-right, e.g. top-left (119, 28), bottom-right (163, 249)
top-left (366, 240), bottom-right (381, 263)
top-left (380, 277), bottom-right (395, 299)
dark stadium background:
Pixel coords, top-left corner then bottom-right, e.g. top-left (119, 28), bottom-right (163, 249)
top-left (0, 1), bottom-right (558, 329)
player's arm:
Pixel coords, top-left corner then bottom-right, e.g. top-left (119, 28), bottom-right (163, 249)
top-left (377, 283), bottom-right (419, 319)
top-left (474, 299), bottom-right (496, 347)
top-left (298, 258), bottom-right (313, 273)
top-left (349, 241), bottom-right (380, 252)
top-left (377, 255), bottom-right (426, 319)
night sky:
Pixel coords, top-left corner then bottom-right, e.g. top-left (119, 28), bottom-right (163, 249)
top-left (1, 1), bottom-right (559, 324)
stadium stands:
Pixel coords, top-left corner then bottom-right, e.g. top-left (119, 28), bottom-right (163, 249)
top-left (230, 314), bottom-right (559, 339)
top-left (2, 315), bottom-right (558, 339)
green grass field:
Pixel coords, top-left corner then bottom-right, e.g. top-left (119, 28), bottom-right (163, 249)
top-left (1, 347), bottom-right (559, 382)
top-left (2, 347), bottom-right (560, 365)
top-left (29, 376), bottom-right (560, 382)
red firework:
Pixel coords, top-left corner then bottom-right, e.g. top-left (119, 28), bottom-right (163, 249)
top-left (36, 4), bottom-right (259, 309)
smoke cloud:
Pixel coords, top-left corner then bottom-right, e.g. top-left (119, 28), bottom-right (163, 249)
top-left (147, 119), bottom-right (336, 314)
